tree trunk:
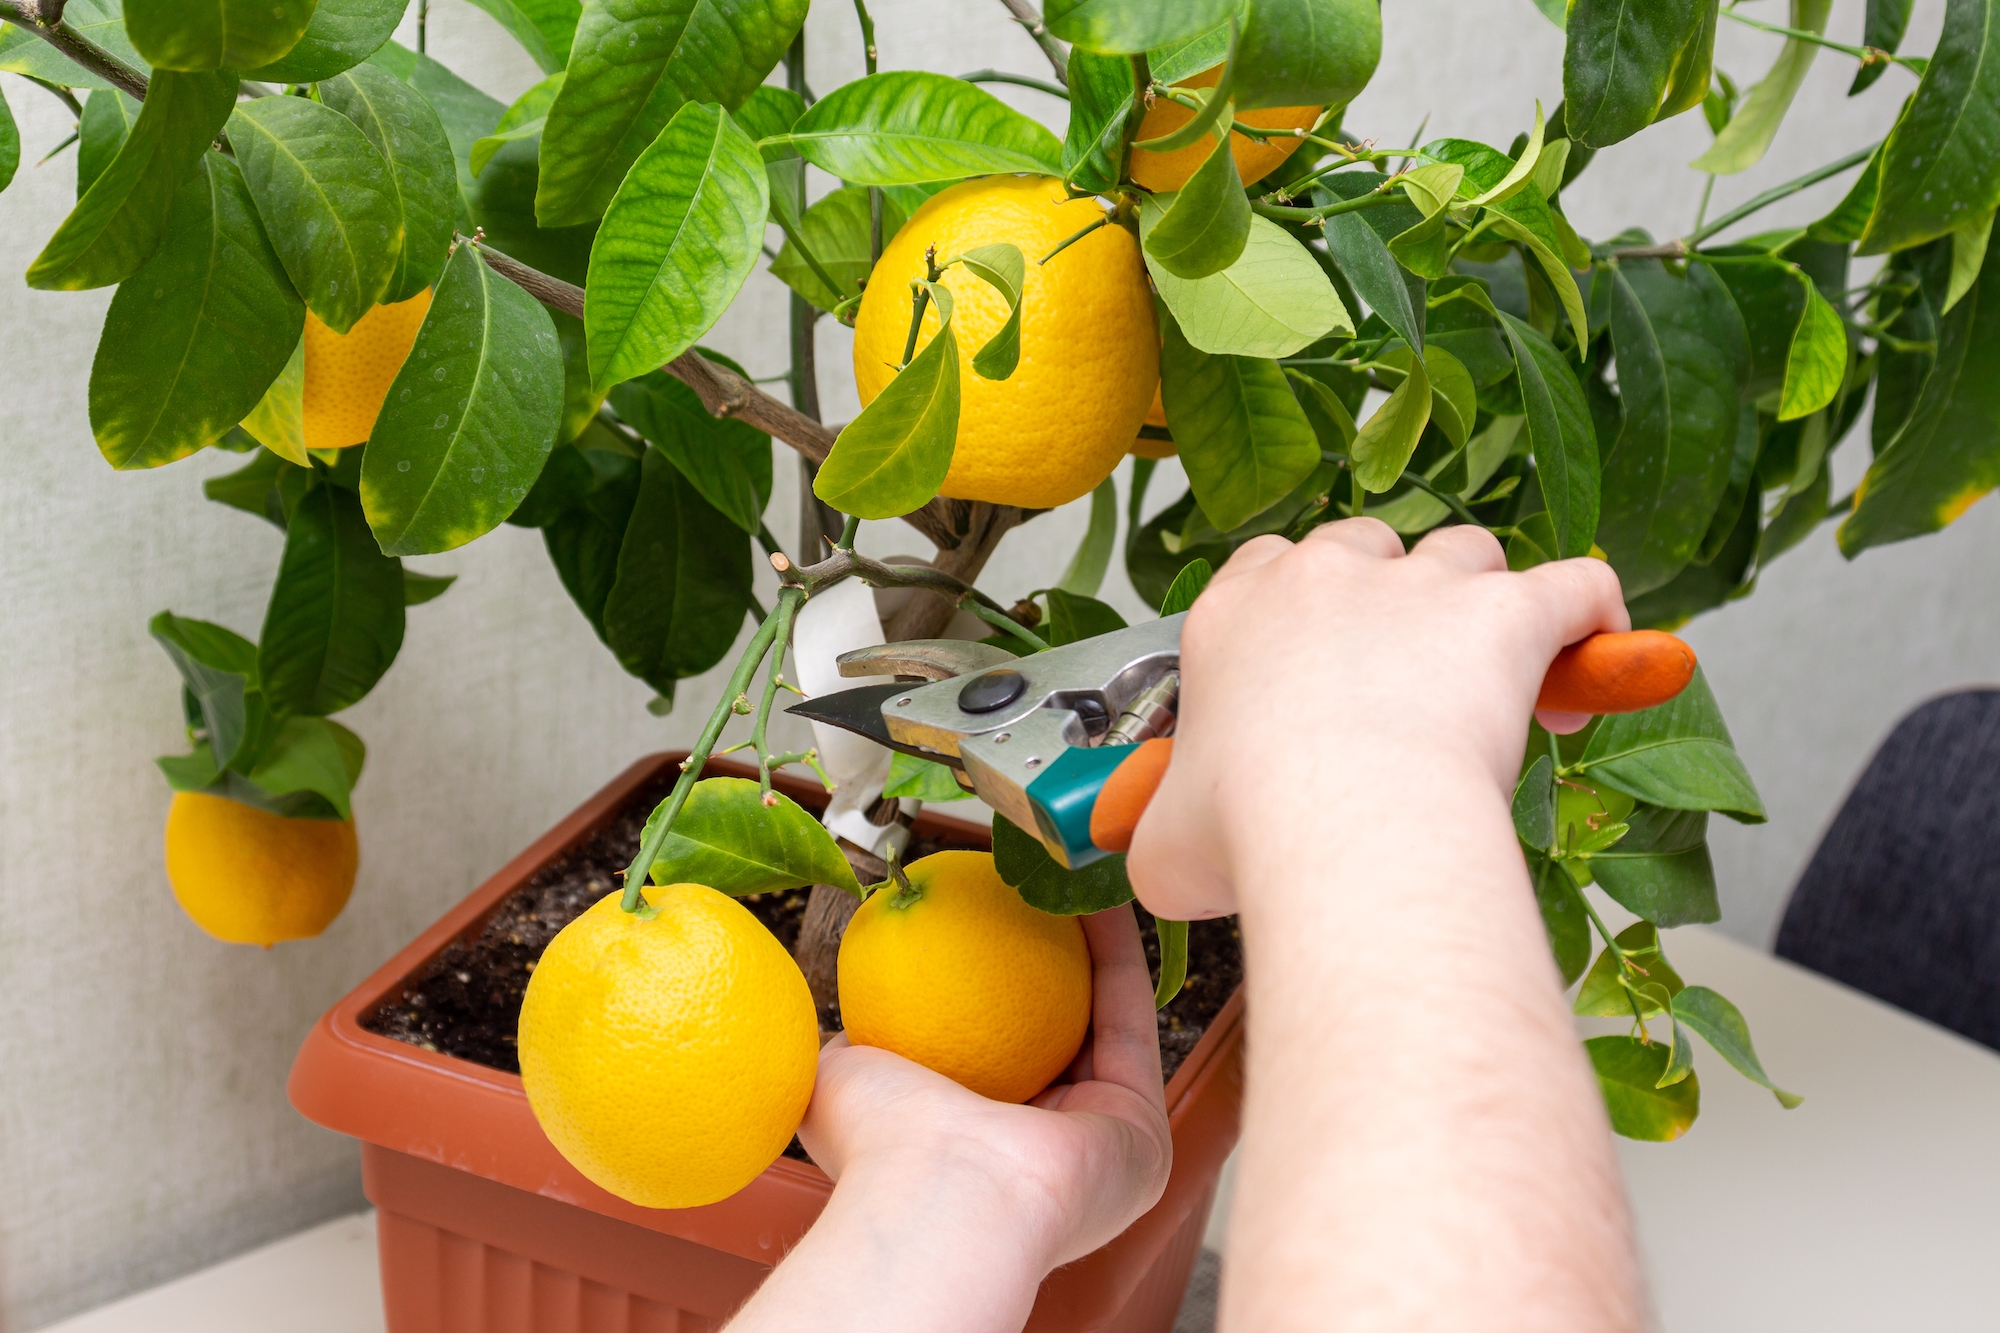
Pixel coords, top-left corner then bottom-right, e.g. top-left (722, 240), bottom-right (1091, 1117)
top-left (885, 503), bottom-right (1027, 640)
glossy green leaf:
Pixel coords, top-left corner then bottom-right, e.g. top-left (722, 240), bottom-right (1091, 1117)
top-left (465, 0), bottom-right (581, 73)
top-left (259, 481), bottom-right (405, 717)
top-left (321, 62), bottom-right (457, 305)
top-left (602, 447), bottom-right (752, 694)
top-left (0, 0), bottom-right (150, 90)
top-left (126, 0), bottom-right (316, 71)
top-left (1160, 557), bottom-right (1214, 616)
top-left (1534, 855), bottom-right (1592, 986)
top-left (507, 437), bottom-right (598, 527)
top-left (1562, 0), bottom-right (1708, 148)
top-left (27, 70), bottom-right (236, 292)
top-left (0, 76), bottom-right (16, 196)
top-left (402, 569), bottom-right (455, 605)
top-left (1042, 588), bottom-right (1128, 645)
top-left (1851, 0), bottom-right (1913, 95)
top-left (1322, 202), bottom-right (1422, 351)
top-left (1659, 0), bottom-right (1719, 121)
top-left (150, 612), bottom-right (259, 768)
top-left (1588, 1035), bottom-right (1700, 1140)
top-left (543, 445), bottom-right (641, 639)
top-left (1597, 262), bottom-right (1749, 595)
top-left (1058, 477), bottom-right (1120, 597)
top-left (1487, 184), bottom-right (1588, 347)
top-left (1351, 352), bottom-right (1432, 493)
top-left (644, 777), bottom-right (858, 895)
top-left (1063, 47), bottom-right (1133, 195)
top-left (585, 102), bottom-right (766, 391)
top-left (771, 185), bottom-right (909, 312)
top-left (815, 287), bottom-right (960, 520)
top-left (1162, 315), bottom-right (1321, 528)
top-left (248, 0), bottom-right (406, 82)
top-left (1807, 147), bottom-right (1882, 243)
top-left (1777, 280), bottom-right (1847, 420)
top-left (390, 45), bottom-right (504, 232)
top-left (534, 0), bottom-right (804, 225)
top-left (1513, 753), bottom-right (1557, 849)
top-left (993, 814), bottom-right (1135, 914)
top-left (1127, 487), bottom-right (1231, 608)
top-left (779, 71), bottom-right (1063, 188)
top-left (956, 243), bottom-right (1026, 380)
top-left (467, 90), bottom-right (595, 286)
top-left (244, 716), bottom-right (365, 820)
top-left (238, 335), bottom-right (310, 468)
top-left (87, 154), bottom-right (303, 472)
top-left (76, 89), bottom-right (141, 197)
top-left (1234, 0), bottom-right (1381, 111)
top-left (1691, 0), bottom-right (1830, 174)
top-left (883, 753), bottom-right (972, 802)
top-left (205, 447), bottom-right (299, 526)
top-left (1588, 804), bottom-right (1720, 926)
top-left (1841, 245), bottom-right (2000, 553)
top-left (1705, 254), bottom-right (1807, 398)
top-left (1499, 312), bottom-right (1599, 557)
top-left (1573, 921), bottom-right (1685, 1016)
top-left (1943, 207), bottom-right (1995, 314)
top-left (1860, 0), bottom-right (2000, 254)
top-left (1673, 985), bottom-right (1803, 1108)
top-left (361, 243), bottom-right (564, 555)
top-left (609, 368), bottom-right (772, 534)
top-left (1143, 200), bottom-right (1351, 357)
top-left (1143, 132), bottom-right (1251, 280)
top-left (1573, 668), bottom-right (1765, 821)
top-left (1044, 0), bottom-right (1236, 54)
top-left (230, 95), bottom-right (401, 334)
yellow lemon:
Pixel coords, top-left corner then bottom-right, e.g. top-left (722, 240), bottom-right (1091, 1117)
top-left (301, 289), bottom-right (433, 450)
top-left (518, 883), bottom-right (819, 1210)
top-left (1129, 65), bottom-right (1322, 194)
top-left (163, 791), bottom-right (357, 946)
top-left (1132, 382), bottom-right (1176, 458)
top-left (852, 176), bottom-right (1157, 509)
top-left (838, 851), bottom-right (1091, 1104)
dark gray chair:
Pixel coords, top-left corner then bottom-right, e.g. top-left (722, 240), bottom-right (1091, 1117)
top-left (1777, 690), bottom-right (2000, 1054)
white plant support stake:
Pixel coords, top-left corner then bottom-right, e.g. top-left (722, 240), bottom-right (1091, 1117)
top-left (792, 574), bottom-right (911, 860)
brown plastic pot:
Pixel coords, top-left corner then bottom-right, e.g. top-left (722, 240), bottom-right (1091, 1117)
top-left (291, 752), bottom-right (1245, 1331)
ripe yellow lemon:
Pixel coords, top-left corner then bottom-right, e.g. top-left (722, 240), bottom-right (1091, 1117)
top-left (852, 176), bottom-right (1157, 509)
top-left (1129, 65), bottom-right (1323, 194)
top-left (1132, 383), bottom-right (1176, 458)
top-left (301, 288), bottom-right (433, 450)
top-left (518, 883), bottom-right (818, 1210)
top-left (163, 791), bottom-right (357, 946)
top-left (838, 851), bottom-right (1091, 1104)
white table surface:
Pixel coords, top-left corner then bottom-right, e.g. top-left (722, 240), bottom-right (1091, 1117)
top-left (44, 928), bottom-right (2000, 1333)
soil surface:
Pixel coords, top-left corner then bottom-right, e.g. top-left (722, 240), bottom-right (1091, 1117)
top-left (365, 770), bottom-right (1244, 1091)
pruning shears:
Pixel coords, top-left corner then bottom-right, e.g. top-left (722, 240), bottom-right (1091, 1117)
top-left (789, 617), bottom-right (1696, 870)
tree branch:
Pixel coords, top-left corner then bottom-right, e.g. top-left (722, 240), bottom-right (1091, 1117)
top-left (0, 1), bottom-right (149, 101)
top-left (997, 0), bottom-right (1068, 85)
top-left (467, 237), bottom-right (973, 549)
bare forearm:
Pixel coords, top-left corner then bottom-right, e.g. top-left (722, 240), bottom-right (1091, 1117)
top-left (1219, 756), bottom-right (1642, 1332)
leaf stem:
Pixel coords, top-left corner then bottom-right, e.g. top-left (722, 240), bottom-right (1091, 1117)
top-left (22, 73), bottom-right (81, 118)
top-left (960, 595), bottom-right (1051, 651)
top-left (1040, 212), bottom-right (1111, 264)
top-left (1720, 7), bottom-right (1924, 72)
top-left (1399, 468), bottom-right (1485, 528)
top-left (1252, 186), bottom-right (1406, 224)
top-left (1613, 143), bottom-right (1881, 260)
top-left (959, 68), bottom-right (1068, 98)
top-left (836, 514), bottom-right (861, 550)
top-left (852, 0), bottom-right (877, 74)
top-left (774, 215), bottom-right (849, 308)
top-left (995, 0), bottom-right (1068, 85)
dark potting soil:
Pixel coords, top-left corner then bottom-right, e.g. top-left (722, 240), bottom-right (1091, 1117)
top-left (364, 770), bottom-right (1244, 1091)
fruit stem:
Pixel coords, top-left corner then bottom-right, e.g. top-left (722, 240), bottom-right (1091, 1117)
top-left (884, 843), bottom-right (920, 908)
top-left (1040, 213), bottom-right (1112, 265)
top-left (957, 594), bottom-right (1050, 652)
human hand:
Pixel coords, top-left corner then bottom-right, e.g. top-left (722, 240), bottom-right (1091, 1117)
top-left (1128, 520), bottom-right (1627, 921)
top-left (799, 904), bottom-right (1172, 1271)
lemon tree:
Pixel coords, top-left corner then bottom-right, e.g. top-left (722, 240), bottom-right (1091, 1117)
top-left (3, 0), bottom-right (1992, 1143)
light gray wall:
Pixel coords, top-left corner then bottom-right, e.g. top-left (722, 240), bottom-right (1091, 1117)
top-left (0, 1), bottom-right (1988, 1326)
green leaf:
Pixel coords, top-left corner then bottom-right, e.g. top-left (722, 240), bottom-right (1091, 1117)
top-left (1063, 48), bottom-right (1134, 195)
top-left (584, 102), bottom-right (767, 391)
top-left (1859, 0), bottom-right (2000, 253)
top-left (1160, 557), bottom-right (1214, 615)
top-left (643, 777), bottom-right (859, 895)
top-left (1162, 315), bottom-right (1321, 528)
top-left (76, 88), bottom-right (141, 197)
top-left (883, 752), bottom-right (972, 802)
top-left (1943, 207), bottom-right (1996, 314)
top-left (320, 61), bottom-right (458, 305)
top-left (26, 70), bottom-right (236, 292)
top-left (258, 481), bottom-right (406, 717)
top-left (1486, 184), bottom-right (1589, 347)
top-left (247, 0), bottom-right (407, 82)
top-left (1597, 261), bottom-right (1749, 596)
top-left (1127, 487), bottom-right (1232, 608)
top-left (394, 46), bottom-right (505, 232)
top-left (1499, 313), bottom-right (1599, 557)
top-left (602, 447), bottom-right (752, 694)
top-left (240, 335), bottom-right (310, 467)
top-left (150, 611), bottom-right (259, 768)
top-left (507, 437), bottom-right (597, 527)
top-left (1704, 254), bottom-right (1807, 399)
top-left (1044, 0), bottom-right (1236, 54)
top-left (954, 242), bottom-right (1026, 380)
top-left (781, 71), bottom-right (1064, 186)
top-left (1042, 588), bottom-right (1128, 645)
top-left (1807, 147), bottom-right (1882, 243)
top-left (1143, 200), bottom-right (1350, 357)
top-left (126, 0), bottom-right (316, 71)
top-left (467, 100), bottom-right (596, 288)
top-left (229, 95), bottom-right (401, 335)
top-left (1235, 0), bottom-right (1381, 111)
top-left (1659, 0), bottom-right (1720, 121)
top-left (1587, 1035), bottom-right (1700, 1140)
top-left (815, 287), bottom-right (961, 520)
top-left (1851, 0), bottom-right (1913, 95)
top-left (1350, 351), bottom-right (1432, 493)
top-left (609, 368), bottom-right (772, 534)
top-left (535, 0), bottom-right (806, 225)
top-left (1841, 242), bottom-right (2000, 552)
top-left (1058, 477), bottom-right (1120, 597)
top-left (0, 77), bottom-right (16, 197)
top-left (1588, 804), bottom-right (1720, 925)
top-left (1513, 753), bottom-right (1556, 849)
top-left (1690, 0), bottom-right (1830, 174)
top-left (1573, 921), bottom-right (1685, 1016)
top-left (1672, 986), bottom-right (1803, 1108)
top-left (1533, 854), bottom-right (1592, 986)
top-left (403, 568), bottom-right (456, 605)
top-left (1574, 667), bottom-right (1766, 821)
top-left (205, 447), bottom-right (299, 526)
top-left (242, 715), bottom-right (365, 820)
top-left (1562, 0), bottom-right (1709, 149)
top-left (0, 0), bottom-right (150, 91)
top-left (471, 114), bottom-right (548, 179)
top-left (771, 185), bottom-right (909, 312)
top-left (992, 813), bottom-right (1136, 914)
top-left (361, 243), bottom-right (565, 555)
top-left (733, 83), bottom-right (803, 143)
top-left (1142, 132), bottom-right (1251, 280)
top-left (543, 445), bottom-right (641, 639)
top-left (87, 154), bottom-right (304, 472)
top-left (1322, 202), bottom-right (1423, 352)
top-left (1776, 279), bottom-right (1847, 420)
top-left (465, 0), bottom-right (581, 73)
